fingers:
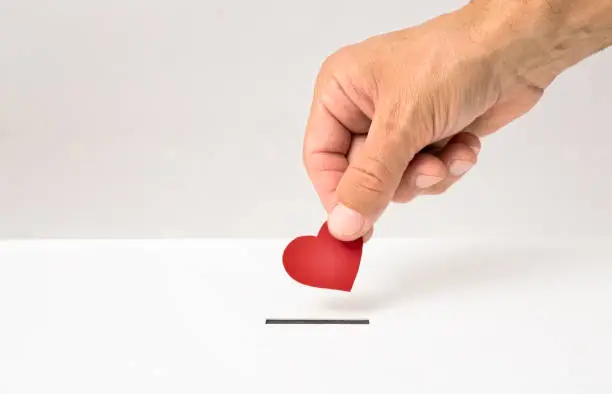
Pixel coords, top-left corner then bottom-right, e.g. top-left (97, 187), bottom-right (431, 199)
top-left (422, 134), bottom-right (479, 195)
top-left (303, 65), bottom-right (372, 214)
top-left (302, 101), bottom-right (350, 213)
top-left (392, 132), bottom-right (481, 202)
top-left (329, 104), bottom-right (427, 240)
top-left (392, 153), bottom-right (447, 203)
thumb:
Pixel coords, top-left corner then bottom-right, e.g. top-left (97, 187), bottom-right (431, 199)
top-left (328, 104), bottom-right (427, 240)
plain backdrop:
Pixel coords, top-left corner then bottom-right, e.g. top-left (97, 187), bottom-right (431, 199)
top-left (0, 0), bottom-right (611, 238)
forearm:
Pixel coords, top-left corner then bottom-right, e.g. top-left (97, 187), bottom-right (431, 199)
top-left (462, 0), bottom-right (612, 88)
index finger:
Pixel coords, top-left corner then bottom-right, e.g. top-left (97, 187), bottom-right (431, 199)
top-left (302, 98), bottom-right (351, 213)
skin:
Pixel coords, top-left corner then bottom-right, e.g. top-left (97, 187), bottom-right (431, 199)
top-left (303, 0), bottom-right (612, 242)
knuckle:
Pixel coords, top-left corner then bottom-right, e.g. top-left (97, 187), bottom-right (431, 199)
top-left (316, 47), bottom-right (356, 95)
top-left (319, 46), bottom-right (352, 76)
top-left (454, 131), bottom-right (480, 147)
top-left (319, 55), bottom-right (337, 75)
top-left (302, 141), bottom-right (316, 171)
top-left (349, 154), bottom-right (393, 196)
top-left (454, 143), bottom-right (478, 162)
top-left (352, 167), bottom-right (386, 195)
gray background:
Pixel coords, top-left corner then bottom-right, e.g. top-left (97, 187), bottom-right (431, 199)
top-left (0, 0), bottom-right (610, 238)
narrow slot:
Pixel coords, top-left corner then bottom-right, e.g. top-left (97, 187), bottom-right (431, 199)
top-left (265, 319), bottom-right (369, 325)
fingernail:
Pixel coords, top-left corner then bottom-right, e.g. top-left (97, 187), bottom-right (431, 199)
top-left (450, 160), bottom-right (473, 176)
top-left (328, 204), bottom-right (366, 239)
top-left (415, 175), bottom-right (443, 189)
top-left (471, 145), bottom-right (481, 154)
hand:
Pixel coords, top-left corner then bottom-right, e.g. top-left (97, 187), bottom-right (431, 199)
top-left (303, 3), bottom-right (546, 241)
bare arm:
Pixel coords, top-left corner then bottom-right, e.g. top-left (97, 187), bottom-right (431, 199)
top-left (468, 0), bottom-right (612, 88)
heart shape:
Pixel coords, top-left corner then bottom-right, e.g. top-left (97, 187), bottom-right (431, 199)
top-left (282, 222), bottom-right (363, 292)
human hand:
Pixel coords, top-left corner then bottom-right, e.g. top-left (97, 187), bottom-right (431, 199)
top-left (303, 3), bottom-right (548, 241)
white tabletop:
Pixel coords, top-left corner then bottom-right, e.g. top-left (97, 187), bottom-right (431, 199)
top-left (1, 238), bottom-right (611, 393)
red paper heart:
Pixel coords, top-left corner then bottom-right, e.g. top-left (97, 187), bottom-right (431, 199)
top-left (282, 222), bottom-right (363, 292)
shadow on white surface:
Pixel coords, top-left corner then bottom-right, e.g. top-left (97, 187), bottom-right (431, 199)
top-left (320, 241), bottom-right (592, 313)
top-left (1, 239), bottom-right (611, 393)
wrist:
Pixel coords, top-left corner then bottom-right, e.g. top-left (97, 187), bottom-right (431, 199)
top-left (459, 0), bottom-right (612, 88)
